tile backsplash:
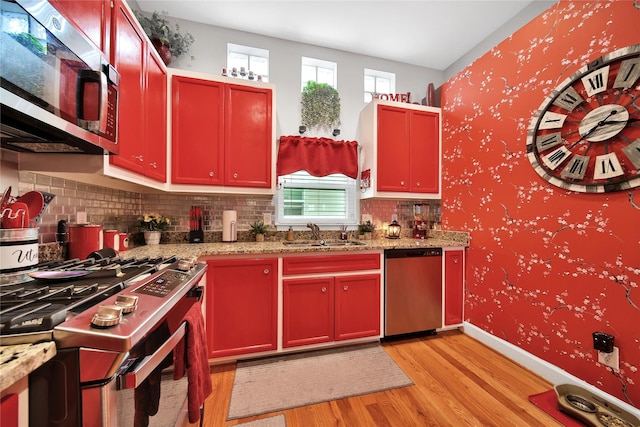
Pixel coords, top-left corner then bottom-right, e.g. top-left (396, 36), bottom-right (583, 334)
top-left (19, 171), bottom-right (440, 243)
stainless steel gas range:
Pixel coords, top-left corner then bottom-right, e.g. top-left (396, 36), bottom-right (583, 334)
top-left (1, 254), bottom-right (208, 426)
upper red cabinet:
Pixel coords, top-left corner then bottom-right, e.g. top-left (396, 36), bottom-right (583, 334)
top-left (49, 0), bottom-right (110, 55)
top-left (107, 0), bottom-right (167, 183)
top-left (170, 71), bottom-right (276, 194)
top-left (359, 99), bottom-right (441, 199)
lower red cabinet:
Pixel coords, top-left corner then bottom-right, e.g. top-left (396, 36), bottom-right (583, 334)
top-left (444, 250), bottom-right (465, 326)
top-left (283, 273), bottom-right (380, 348)
top-left (206, 258), bottom-right (278, 358)
top-left (283, 277), bottom-right (334, 348)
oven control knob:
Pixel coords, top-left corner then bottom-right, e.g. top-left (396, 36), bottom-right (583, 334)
top-left (114, 295), bottom-right (138, 314)
top-left (177, 259), bottom-right (191, 271)
top-left (91, 305), bottom-right (123, 328)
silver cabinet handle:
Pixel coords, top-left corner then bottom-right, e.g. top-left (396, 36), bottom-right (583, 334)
top-left (134, 155), bottom-right (144, 162)
top-left (400, 180), bottom-right (405, 186)
top-left (416, 181), bottom-right (421, 186)
top-left (343, 285), bottom-right (349, 291)
top-left (321, 287), bottom-right (327, 293)
top-left (233, 173), bottom-right (238, 178)
top-left (209, 171), bottom-right (214, 177)
top-left (263, 268), bottom-right (269, 274)
top-left (149, 162), bottom-right (157, 169)
top-left (454, 259), bottom-right (459, 264)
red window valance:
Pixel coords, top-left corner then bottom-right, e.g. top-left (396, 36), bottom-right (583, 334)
top-left (276, 136), bottom-right (359, 179)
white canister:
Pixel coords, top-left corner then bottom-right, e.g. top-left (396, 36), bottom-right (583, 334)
top-left (222, 210), bottom-right (237, 242)
top-left (0, 228), bottom-right (39, 285)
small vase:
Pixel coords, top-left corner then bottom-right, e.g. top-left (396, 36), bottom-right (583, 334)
top-left (255, 233), bottom-right (265, 242)
top-left (151, 39), bottom-right (172, 65)
top-left (144, 230), bottom-right (161, 245)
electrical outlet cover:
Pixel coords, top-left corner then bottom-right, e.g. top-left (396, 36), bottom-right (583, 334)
top-left (263, 213), bottom-right (271, 225)
top-left (598, 346), bottom-right (620, 371)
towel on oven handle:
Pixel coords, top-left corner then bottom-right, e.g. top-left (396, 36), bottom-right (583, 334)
top-left (133, 321), bottom-right (173, 427)
top-left (173, 301), bottom-right (212, 423)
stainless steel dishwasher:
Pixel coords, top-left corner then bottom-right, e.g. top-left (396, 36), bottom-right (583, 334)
top-left (384, 248), bottom-right (443, 337)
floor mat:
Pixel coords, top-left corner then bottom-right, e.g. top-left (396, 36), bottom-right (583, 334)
top-left (528, 390), bottom-right (586, 426)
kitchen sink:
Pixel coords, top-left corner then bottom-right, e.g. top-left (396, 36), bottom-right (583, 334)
top-left (282, 239), bottom-right (366, 248)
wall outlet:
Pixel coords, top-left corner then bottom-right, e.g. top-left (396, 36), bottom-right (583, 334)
top-left (598, 346), bottom-right (619, 371)
top-left (76, 211), bottom-right (87, 224)
top-left (263, 213), bottom-right (271, 225)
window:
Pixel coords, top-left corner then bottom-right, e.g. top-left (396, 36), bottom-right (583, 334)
top-left (276, 171), bottom-right (359, 228)
top-left (364, 68), bottom-right (395, 102)
top-left (301, 57), bottom-right (337, 90)
top-left (227, 43), bottom-right (269, 81)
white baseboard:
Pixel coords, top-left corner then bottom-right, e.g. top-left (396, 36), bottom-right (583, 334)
top-left (463, 322), bottom-right (640, 418)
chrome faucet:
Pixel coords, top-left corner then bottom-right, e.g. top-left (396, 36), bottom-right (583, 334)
top-left (307, 223), bottom-right (320, 240)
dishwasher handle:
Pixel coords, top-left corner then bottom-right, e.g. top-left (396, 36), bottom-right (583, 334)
top-left (385, 248), bottom-right (442, 258)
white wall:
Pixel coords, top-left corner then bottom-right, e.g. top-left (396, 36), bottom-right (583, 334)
top-left (163, 19), bottom-right (444, 141)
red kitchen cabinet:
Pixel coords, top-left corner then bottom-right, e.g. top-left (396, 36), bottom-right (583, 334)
top-left (283, 277), bottom-right (334, 348)
top-left (144, 50), bottom-right (167, 182)
top-left (206, 258), bottom-right (278, 358)
top-left (171, 74), bottom-right (273, 189)
top-left (335, 274), bottom-right (380, 341)
top-left (444, 249), bottom-right (465, 326)
top-left (49, 0), bottom-right (110, 55)
top-left (359, 99), bottom-right (441, 199)
top-left (171, 76), bottom-right (224, 185)
top-left (108, 0), bottom-right (167, 182)
top-left (282, 254), bottom-right (381, 348)
top-left (224, 84), bottom-right (272, 187)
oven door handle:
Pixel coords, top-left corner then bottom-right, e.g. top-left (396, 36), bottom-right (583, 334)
top-left (116, 322), bottom-right (186, 390)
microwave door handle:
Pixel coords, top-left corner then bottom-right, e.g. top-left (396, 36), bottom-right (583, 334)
top-left (76, 69), bottom-right (107, 134)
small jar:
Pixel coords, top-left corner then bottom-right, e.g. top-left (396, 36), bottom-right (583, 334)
top-left (286, 227), bottom-right (295, 241)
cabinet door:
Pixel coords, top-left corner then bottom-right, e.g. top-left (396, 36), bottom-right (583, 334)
top-left (335, 274), bottom-right (380, 341)
top-left (444, 250), bottom-right (464, 326)
top-left (409, 110), bottom-right (440, 193)
top-left (172, 76), bottom-right (224, 185)
top-left (206, 258), bottom-right (277, 358)
top-left (376, 105), bottom-right (410, 192)
top-left (224, 84), bottom-right (272, 188)
top-left (283, 277), bottom-right (334, 348)
top-left (144, 51), bottom-right (167, 182)
top-left (109, 1), bottom-right (146, 174)
top-left (50, 0), bottom-right (110, 54)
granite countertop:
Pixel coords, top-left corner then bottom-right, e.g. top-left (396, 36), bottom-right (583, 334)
top-left (0, 342), bottom-right (56, 392)
top-left (122, 230), bottom-right (469, 260)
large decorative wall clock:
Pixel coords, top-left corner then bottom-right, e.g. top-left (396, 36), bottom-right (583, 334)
top-left (526, 44), bottom-right (640, 193)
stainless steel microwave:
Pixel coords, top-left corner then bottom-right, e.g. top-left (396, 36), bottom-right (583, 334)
top-left (0, 0), bottom-right (119, 154)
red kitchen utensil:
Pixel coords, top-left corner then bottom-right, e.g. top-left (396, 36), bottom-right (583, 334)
top-left (16, 191), bottom-right (44, 222)
top-left (1, 202), bottom-right (30, 229)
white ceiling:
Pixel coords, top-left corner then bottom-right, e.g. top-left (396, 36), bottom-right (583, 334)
top-left (135, 0), bottom-right (544, 70)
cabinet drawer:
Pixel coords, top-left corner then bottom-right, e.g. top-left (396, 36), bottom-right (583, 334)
top-left (283, 253), bottom-right (380, 276)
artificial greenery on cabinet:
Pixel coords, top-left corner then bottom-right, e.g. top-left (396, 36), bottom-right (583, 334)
top-left (300, 81), bottom-right (341, 133)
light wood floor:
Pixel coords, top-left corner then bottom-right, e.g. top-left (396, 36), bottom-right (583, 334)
top-left (190, 330), bottom-right (561, 426)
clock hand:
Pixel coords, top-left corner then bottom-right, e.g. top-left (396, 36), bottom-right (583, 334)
top-left (569, 110), bottom-right (618, 148)
top-left (602, 117), bottom-right (640, 125)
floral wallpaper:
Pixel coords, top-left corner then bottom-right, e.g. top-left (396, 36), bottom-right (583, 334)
top-left (441, 0), bottom-right (640, 408)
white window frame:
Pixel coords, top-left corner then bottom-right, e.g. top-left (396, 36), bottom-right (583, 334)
top-left (227, 43), bottom-right (269, 82)
top-left (275, 171), bottom-right (359, 230)
top-left (364, 68), bottom-right (395, 102)
top-left (301, 56), bottom-right (337, 90)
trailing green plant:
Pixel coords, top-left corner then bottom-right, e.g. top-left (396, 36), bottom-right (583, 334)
top-left (300, 81), bottom-right (341, 133)
top-left (249, 220), bottom-right (269, 235)
top-left (134, 10), bottom-right (194, 58)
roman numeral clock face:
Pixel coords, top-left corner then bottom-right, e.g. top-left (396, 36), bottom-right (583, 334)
top-left (526, 44), bottom-right (640, 193)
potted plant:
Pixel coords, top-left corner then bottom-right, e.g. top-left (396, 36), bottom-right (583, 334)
top-left (249, 220), bottom-right (269, 242)
top-left (300, 81), bottom-right (341, 134)
top-left (358, 220), bottom-right (375, 240)
top-left (134, 10), bottom-right (194, 65)
top-left (139, 212), bottom-right (171, 245)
